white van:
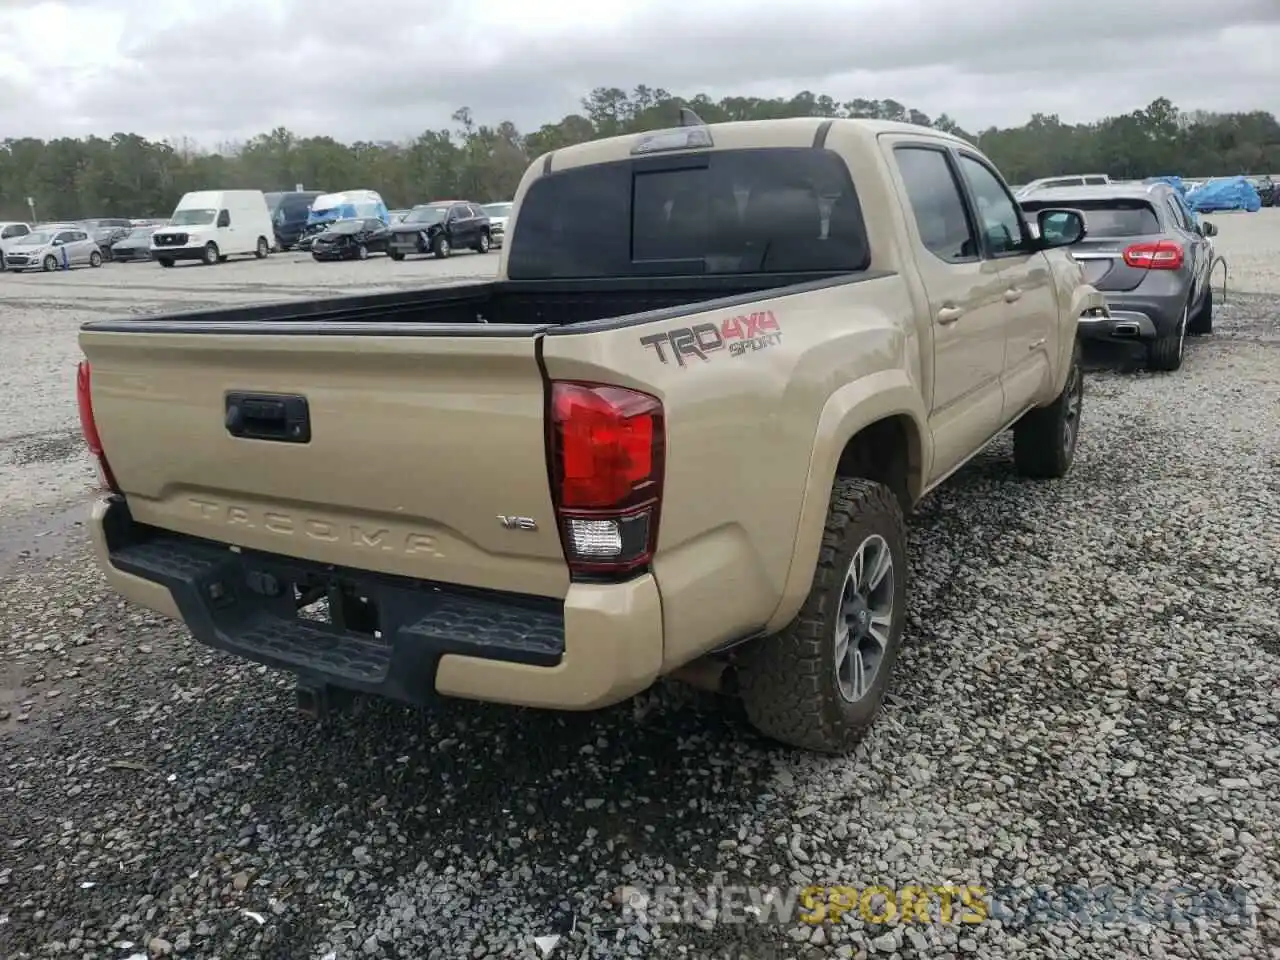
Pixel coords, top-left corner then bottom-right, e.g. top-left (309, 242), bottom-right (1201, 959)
top-left (151, 190), bottom-right (275, 267)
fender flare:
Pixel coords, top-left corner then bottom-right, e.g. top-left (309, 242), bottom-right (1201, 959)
top-left (763, 371), bottom-right (929, 634)
top-left (1055, 282), bottom-right (1106, 392)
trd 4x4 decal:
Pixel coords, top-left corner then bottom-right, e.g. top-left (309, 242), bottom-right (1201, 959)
top-left (640, 310), bottom-right (782, 366)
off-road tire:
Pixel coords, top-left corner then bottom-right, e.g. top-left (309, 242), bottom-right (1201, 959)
top-left (475, 231), bottom-right (491, 254)
top-left (737, 477), bottom-right (908, 754)
top-left (42, 255), bottom-right (57, 272)
top-left (1147, 302), bottom-right (1188, 372)
top-left (1188, 286), bottom-right (1213, 336)
top-left (202, 242), bottom-right (219, 266)
top-left (1013, 338), bottom-right (1083, 478)
top-left (255, 236), bottom-right (270, 259)
top-left (432, 235), bottom-right (451, 259)
top-left (89, 250), bottom-right (102, 267)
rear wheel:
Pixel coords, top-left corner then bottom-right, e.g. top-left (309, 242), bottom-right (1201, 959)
top-left (202, 242), bottom-right (219, 266)
top-left (158, 258), bottom-right (174, 268)
top-left (1188, 286), bottom-right (1213, 336)
top-left (357, 244), bottom-right (369, 261)
top-left (432, 235), bottom-right (451, 259)
top-left (737, 477), bottom-right (907, 754)
top-left (389, 250), bottom-right (405, 261)
top-left (475, 231), bottom-right (491, 254)
top-left (1013, 338), bottom-right (1083, 478)
top-left (255, 236), bottom-right (270, 259)
top-left (89, 250), bottom-right (103, 268)
top-left (1147, 302), bottom-right (1188, 372)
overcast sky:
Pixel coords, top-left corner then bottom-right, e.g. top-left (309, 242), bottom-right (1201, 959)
top-left (1, 0), bottom-right (1277, 146)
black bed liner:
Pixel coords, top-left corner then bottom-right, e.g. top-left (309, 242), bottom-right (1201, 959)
top-left (79, 271), bottom-right (894, 337)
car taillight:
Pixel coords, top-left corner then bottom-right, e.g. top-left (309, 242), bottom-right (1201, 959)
top-left (1123, 240), bottom-right (1184, 270)
top-left (548, 381), bottom-right (665, 578)
top-left (76, 360), bottom-right (120, 494)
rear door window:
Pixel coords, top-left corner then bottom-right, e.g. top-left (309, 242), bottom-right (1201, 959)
top-left (893, 146), bottom-right (978, 263)
top-left (507, 147), bottom-right (870, 279)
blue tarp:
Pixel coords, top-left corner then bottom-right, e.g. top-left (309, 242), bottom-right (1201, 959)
top-left (1185, 177), bottom-right (1262, 213)
top-left (1145, 175), bottom-right (1188, 196)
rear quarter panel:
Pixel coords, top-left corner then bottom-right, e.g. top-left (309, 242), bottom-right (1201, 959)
top-left (541, 273), bottom-right (928, 669)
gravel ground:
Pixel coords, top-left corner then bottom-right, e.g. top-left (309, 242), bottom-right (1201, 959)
top-left (1, 216), bottom-right (1279, 960)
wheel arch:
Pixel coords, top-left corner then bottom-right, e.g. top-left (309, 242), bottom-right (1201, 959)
top-left (763, 373), bottom-right (929, 634)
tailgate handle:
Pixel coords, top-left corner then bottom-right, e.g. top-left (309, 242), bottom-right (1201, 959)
top-left (225, 392), bottom-right (311, 444)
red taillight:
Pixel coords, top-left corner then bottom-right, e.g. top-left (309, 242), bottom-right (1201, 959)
top-left (548, 381), bottom-right (665, 578)
top-left (76, 360), bottom-right (120, 493)
top-left (1123, 240), bottom-right (1184, 270)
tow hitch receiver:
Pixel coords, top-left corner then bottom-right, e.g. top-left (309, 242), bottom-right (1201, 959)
top-left (295, 681), bottom-right (356, 719)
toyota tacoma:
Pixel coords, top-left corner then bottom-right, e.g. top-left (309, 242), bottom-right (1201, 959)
top-left (77, 116), bottom-right (1102, 753)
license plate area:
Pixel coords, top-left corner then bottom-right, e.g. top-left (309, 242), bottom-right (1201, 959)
top-left (293, 575), bottom-right (382, 638)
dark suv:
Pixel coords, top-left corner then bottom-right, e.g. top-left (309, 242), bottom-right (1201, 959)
top-left (265, 191), bottom-right (324, 249)
top-left (386, 201), bottom-right (492, 260)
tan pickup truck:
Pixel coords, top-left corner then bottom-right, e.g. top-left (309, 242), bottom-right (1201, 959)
top-left (77, 117), bottom-right (1104, 753)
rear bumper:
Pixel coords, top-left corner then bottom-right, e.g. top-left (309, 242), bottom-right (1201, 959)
top-left (1079, 292), bottom-right (1185, 341)
top-left (90, 498), bottom-right (663, 711)
top-left (1077, 309), bottom-right (1160, 341)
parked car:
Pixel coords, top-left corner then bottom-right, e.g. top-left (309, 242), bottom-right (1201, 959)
top-left (1016, 174), bottom-right (1111, 199)
top-left (310, 217), bottom-right (392, 261)
top-left (481, 202), bottom-right (513, 248)
top-left (265, 190), bottom-right (324, 250)
top-left (0, 221), bottom-right (33, 270)
top-left (76, 116), bottom-right (1101, 754)
top-left (4, 226), bottom-right (102, 271)
top-left (387, 200), bottom-right (492, 259)
top-left (109, 224), bottom-right (164, 262)
top-left (1020, 181), bottom-right (1216, 371)
top-left (82, 218), bottom-right (134, 260)
top-left (389, 209), bottom-right (411, 223)
top-left (151, 190), bottom-right (274, 267)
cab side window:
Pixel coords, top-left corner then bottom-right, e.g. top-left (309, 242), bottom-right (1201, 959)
top-left (894, 146), bottom-right (979, 264)
top-left (957, 154), bottom-right (1030, 256)
top-left (217, 209), bottom-right (231, 227)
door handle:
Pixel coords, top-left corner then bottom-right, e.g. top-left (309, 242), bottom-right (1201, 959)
top-left (1029, 338), bottom-right (1046, 351)
top-left (1003, 287), bottom-right (1023, 303)
top-left (937, 306), bottom-right (964, 325)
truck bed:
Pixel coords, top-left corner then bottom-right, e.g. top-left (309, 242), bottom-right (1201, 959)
top-left (78, 269), bottom-right (868, 604)
top-left (80, 273), bottom-right (844, 336)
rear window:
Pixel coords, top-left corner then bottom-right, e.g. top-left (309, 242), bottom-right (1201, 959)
top-left (1021, 199), bottom-right (1160, 237)
top-left (507, 147), bottom-right (870, 280)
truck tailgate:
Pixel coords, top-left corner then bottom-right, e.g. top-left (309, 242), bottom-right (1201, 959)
top-left (79, 326), bottom-right (570, 599)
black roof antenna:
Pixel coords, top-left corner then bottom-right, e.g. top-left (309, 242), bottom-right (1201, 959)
top-left (679, 106), bottom-right (706, 127)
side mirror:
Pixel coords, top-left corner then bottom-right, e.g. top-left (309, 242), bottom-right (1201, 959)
top-left (51, 238), bottom-right (63, 246)
top-left (1035, 208), bottom-right (1087, 249)
top-left (1202, 221), bottom-right (1218, 238)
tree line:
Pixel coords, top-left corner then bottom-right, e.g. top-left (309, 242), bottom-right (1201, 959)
top-left (2, 87), bottom-right (1277, 222)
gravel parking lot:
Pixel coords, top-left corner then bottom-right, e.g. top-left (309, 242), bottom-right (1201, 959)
top-left (1, 217), bottom-right (1278, 960)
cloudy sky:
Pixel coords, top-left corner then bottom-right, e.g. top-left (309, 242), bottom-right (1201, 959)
top-left (1, 0), bottom-right (1277, 146)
